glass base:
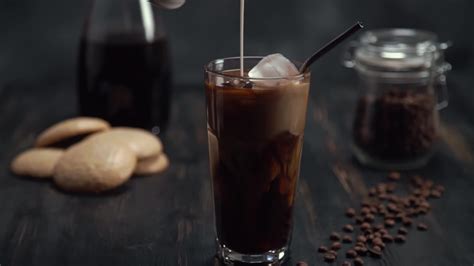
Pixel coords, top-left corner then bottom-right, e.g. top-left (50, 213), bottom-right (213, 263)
top-left (216, 239), bottom-right (289, 265)
top-left (352, 144), bottom-right (432, 170)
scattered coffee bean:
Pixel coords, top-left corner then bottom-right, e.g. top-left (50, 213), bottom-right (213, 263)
top-left (361, 207), bottom-right (371, 215)
top-left (361, 223), bottom-right (371, 231)
top-left (418, 209), bottom-right (427, 216)
top-left (331, 242), bottom-right (342, 251)
top-left (424, 180), bottom-right (434, 188)
top-left (387, 203), bottom-right (398, 213)
top-left (413, 188), bottom-right (422, 196)
top-left (402, 199), bottom-right (411, 208)
top-left (354, 257), bottom-right (364, 266)
top-left (343, 235), bottom-right (353, 243)
top-left (387, 182), bottom-right (397, 192)
top-left (382, 234), bottom-right (394, 243)
top-left (378, 193), bottom-right (389, 200)
top-left (420, 201), bottom-right (431, 209)
top-left (354, 246), bottom-right (367, 256)
top-left (418, 207), bottom-right (428, 214)
top-left (384, 219), bottom-right (395, 227)
top-left (375, 241), bottom-right (385, 249)
top-left (387, 195), bottom-right (398, 203)
top-left (320, 174), bottom-right (443, 265)
top-left (395, 213), bottom-right (405, 221)
top-left (365, 234), bottom-right (373, 241)
top-left (431, 190), bottom-right (442, 198)
top-left (364, 214), bottom-right (375, 223)
top-left (296, 262), bottom-right (308, 266)
top-left (318, 245), bottom-right (328, 253)
top-left (370, 206), bottom-right (378, 213)
top-left (412, 175), bottom-right (424, 186)
top-left (406, 209), bottom-right (418, 218)
top-left (343, 224), bottom-right (354, 233)
top-left (394, 234), bottom-right (406, 243)
top-left (421, 190), bottom-right (431, 198)
top-left (417, 223), bottom-right (428, 231)
top-left (346, 208), bottom-right (356, 218)
top-left (398, 227), bottom-right (408, 235)
top-left (324, 253), bottom-right (336, 262)
top-left (402, 217), bottom-right (413, 227)
top-left (435, 185), bottom-right (445, 193)
top-left (342, 261), bottom-right (352, 266)
top-left (356, 235), bottom-right (367, 243)
top-left (361, 200), bottom-right (371, 208)
top-left (346, 249), bottom-right (357, 258)
top-left (376, 183), bottom-right (386, 193)
top-left (369, 247), bottom-right (382, 258)
top-left (373, 224), bottom-right (384, 231)
top-left (330, 232), bottom-right (341, 241)
top-left (368, 188), bottom-right (376, 197)
top-left (373, 237), bottom-right (383, 246)
top-left (388, 172), bottom-right (400, 181)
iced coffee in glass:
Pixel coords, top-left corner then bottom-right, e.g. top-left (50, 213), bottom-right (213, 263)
top-left (205, 55), bottom-right (310, 264)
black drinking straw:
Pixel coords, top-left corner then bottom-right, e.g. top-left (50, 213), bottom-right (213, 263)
top-left (299, 21), bottom-right (364, 73)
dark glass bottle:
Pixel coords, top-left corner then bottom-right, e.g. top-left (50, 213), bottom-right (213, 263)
top-left (78, 0), bottom-right (172, 131)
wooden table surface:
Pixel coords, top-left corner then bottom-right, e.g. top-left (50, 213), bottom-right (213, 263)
top-left (0, 81), bottom-right (473, 266)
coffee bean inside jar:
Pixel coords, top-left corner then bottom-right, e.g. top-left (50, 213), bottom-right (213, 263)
top-left (343, 29), bottom-right (451, 170)
top-left (353, 86), bottom-right (438, 161)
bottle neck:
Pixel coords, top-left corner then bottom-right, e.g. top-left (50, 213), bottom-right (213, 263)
top-left (83, 0), bottom-right (166, 43)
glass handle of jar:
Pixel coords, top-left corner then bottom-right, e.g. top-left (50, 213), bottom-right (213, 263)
top-left (342, 41), bottom-right (358, 68)
top-left (435, 62), bottom-right (451, 110)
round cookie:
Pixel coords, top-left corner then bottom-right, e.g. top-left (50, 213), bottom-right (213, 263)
top-left (35, 117), bottom-right (110, 147)
top-left (134, 154), bottom-right (170, 176)
top-left (86, 127), bottom-right (163, 159)
top-left (53, 139), bottom-right (136, 193)
top-left (11, 148), bottom-right (64, 178)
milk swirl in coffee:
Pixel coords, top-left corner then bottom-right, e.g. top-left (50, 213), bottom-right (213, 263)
top-left (206, 68), bottom-right (310, 253)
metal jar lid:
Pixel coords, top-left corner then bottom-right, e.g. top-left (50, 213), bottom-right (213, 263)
top-left (344, 29), bottom-right (450, 79)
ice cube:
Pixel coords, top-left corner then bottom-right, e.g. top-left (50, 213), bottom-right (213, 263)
top-left (248, 54), bottom-right (300, 80)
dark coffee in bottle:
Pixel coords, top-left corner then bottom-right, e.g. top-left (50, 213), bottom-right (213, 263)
top-left (205, 70), bottom-right (310, 254)
top-left (78, 34), bottom-right (171, 129)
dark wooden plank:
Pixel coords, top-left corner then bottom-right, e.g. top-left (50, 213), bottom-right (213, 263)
top-left (0, 81), bottom-right (473, 266)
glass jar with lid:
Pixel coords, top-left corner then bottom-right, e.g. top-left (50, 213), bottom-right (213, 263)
top-left (343, 29), bottom-right (451, 170)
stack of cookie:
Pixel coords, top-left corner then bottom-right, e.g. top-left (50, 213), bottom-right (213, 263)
top-left (10, 117), bottom-right (169, 193)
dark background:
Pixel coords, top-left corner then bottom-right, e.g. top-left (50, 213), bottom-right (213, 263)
top-left (0, 0), bottom-right (473, 112)
top-left (1, 1), bottom-right (474, 265)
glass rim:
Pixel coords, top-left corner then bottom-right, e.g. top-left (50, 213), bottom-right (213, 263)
top-left (204, 56), bottom-right (309, 81)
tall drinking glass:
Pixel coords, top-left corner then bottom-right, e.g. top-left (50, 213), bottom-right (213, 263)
top-left (205, 57), bottom-right (311, 264)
